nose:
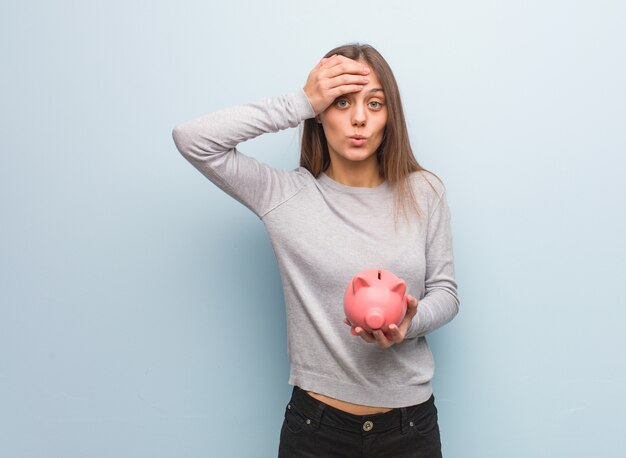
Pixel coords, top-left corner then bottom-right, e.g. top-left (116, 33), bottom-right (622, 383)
top-left (351, 103), bottom-right (367, 127)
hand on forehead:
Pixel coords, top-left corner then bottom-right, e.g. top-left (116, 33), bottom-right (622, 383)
top-left (303, 53), bottom-right (372, 114)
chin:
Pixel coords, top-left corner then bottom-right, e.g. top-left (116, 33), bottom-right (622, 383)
top-left (345, 151), bottom-right (377, 162)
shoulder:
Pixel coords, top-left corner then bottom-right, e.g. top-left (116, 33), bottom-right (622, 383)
top-left (408, 169), bottom-right (446, 203)
top-left (405, 169), bottom-right (448, 218)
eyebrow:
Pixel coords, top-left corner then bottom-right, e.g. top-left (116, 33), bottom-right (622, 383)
top-left (338, 88), bottom-right (385, 100)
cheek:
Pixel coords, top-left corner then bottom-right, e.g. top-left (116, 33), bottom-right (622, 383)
top-left (321, 112), bottom-right (340, 127)
top-left (376, 115), bottom-right (388, 136)
top-left (373, 121), bottom-right (387, 138)
top-left (320, 116), bottom-right (343, 139)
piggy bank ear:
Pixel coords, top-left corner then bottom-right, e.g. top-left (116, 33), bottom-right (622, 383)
top-left (352, 275), bottom-right (371, 295)
top-left (391, 279), bottom-right (406, 297)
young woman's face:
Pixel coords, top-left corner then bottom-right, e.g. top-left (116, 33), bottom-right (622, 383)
top-left (318, 61), bottom-right (388, 168)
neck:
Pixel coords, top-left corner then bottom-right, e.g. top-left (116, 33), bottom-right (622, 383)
top-left (325, 158), bottom-right (384, 188)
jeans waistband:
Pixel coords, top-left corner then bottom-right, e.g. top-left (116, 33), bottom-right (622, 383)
top-left (288, 385), bottom-right (434, 435)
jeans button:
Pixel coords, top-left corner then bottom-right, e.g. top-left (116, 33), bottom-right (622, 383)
top-left (362, 420), bottom-right (374, 432)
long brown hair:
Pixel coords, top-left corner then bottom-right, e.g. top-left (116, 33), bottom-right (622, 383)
top-left (300, 43), bottom-right (443, 228)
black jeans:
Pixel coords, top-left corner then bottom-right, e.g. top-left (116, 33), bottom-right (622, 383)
top-left (278, 385), bottom-right (442, 458)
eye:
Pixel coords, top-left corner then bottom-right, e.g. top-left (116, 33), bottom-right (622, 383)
top-left (334, 98), bottom-right (384, 109)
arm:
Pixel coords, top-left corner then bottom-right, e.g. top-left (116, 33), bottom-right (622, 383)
top-left (171, 55), bottom-right (371, 217)
top-left (171, 89), bottom-right (315, 218)
top-left (405, 190), bottom-right (460, 339)
top-left (344, 187), bottom-right (459, 347)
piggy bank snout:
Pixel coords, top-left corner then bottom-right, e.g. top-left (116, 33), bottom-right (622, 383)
top-left (365, 308), bottom-right (385, 329)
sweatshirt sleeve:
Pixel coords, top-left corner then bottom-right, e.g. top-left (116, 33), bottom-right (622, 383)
top-left (405, 189), bottom-right (460, 339)
top-left (171, 89), bottom-right (316, 218)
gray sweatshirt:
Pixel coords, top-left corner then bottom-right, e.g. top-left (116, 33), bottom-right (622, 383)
top-left (171, 89), bottom-right (459, 407)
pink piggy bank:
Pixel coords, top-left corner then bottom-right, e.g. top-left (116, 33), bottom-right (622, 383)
top-left (343, 269), bottom-right (408, 340)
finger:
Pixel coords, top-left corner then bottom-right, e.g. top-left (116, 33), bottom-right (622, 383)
top-left (356, 327), bottom-right (373, 341)
top-left (323, 62), bottom-right (370, 82)
top-left (320, 56), bottom-right (369, 82)
top-left (355, 327), bottom-right (375, 343)
top-left (388, 324), bottom-right (404, 344)
top-left (326, 84), bottom-right (365, 100)
top-left (318, 56), bottom-right (333, 68)
top-left (327, 54), bottom-right (369, 72)
top-left (317, 54), bottom-right (342, 69)
top-left (317, 61), bottom-right (370, 91)
top-left (372, 330), bottom-right (392, 348)
top-left (325, 74), bottom-right (371, 92)
top-left (406, 295), bottom-right (418, 314)
top-left (398, 313), bottom-right (412, 331)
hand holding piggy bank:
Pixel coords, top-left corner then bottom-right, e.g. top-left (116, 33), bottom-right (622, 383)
top-left (343, 269), bottom-right (408, 340)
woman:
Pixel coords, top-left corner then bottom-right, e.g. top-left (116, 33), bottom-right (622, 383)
top-left (172, 43), bottom-right (459, 457)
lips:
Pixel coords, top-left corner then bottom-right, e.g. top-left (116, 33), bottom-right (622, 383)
top-left (349, 136), bottom-right (367, 146)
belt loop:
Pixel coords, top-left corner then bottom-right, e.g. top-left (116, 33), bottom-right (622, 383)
top-left (310, 398), bottom-right (325, 429)
top-left (400, 407), bottom-right (408, 434)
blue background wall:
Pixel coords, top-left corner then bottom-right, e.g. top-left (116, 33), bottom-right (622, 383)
top-left (2, 1), bottom-right (625, 456)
